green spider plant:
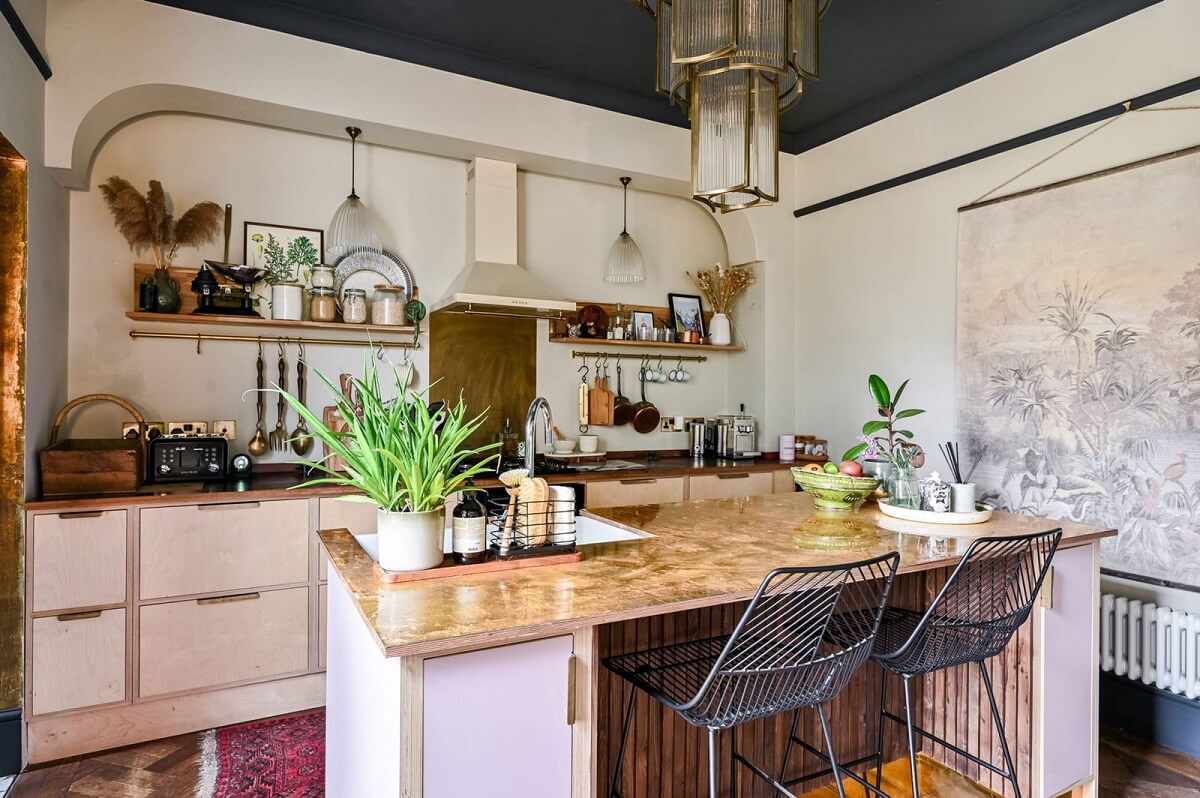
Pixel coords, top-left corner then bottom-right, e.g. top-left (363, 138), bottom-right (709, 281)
top-left (275, 355), bottom-right (498, 513)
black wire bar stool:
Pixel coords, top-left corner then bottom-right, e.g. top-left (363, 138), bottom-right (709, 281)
top-left (860, 529), bottom-right (1062, 798)
top-left (602, 552), bottom-right (900, 798)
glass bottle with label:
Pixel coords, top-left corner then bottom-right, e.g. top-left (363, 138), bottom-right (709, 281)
top-left (452, 480), bottom-right (488, 564)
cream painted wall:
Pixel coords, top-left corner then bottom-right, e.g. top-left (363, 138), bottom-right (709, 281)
top-left (68, 114), bottom-right (732, 459)
top-left (793, 0), bottom-right (1200, 465)
top-left (1, 2), bottom-right (70, 497)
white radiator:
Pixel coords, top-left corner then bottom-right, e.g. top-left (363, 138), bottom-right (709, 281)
top-left (1100, 593), bottom-right (1200, 699)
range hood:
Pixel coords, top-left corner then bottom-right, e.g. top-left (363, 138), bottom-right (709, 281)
top-left (432, 158), bottom-right (575, 318)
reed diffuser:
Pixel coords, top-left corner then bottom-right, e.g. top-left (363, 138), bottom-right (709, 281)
top-left (686, 262), bottom-right (754, 346)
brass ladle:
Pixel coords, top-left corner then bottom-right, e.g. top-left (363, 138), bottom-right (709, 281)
top-left (291, 342), bottom-right (314, 457)
top-left (247, 339), bottom-right (269, 457)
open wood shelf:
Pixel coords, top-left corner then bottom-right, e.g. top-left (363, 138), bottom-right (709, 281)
top-left (126, 311), bottom-right (416, 337)
top-left (547, 335), bottom-right (743, 352)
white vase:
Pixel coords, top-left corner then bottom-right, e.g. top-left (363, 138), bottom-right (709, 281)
top-left (271, 282), bottom-right (303, 320)
top-left (377, 506), bottom-right (445, 572)
top-left (709, 312), bottom-right (732, 346)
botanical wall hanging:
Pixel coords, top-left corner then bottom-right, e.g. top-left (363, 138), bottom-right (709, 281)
top-left (957, 146), bottom-right (1200, 588)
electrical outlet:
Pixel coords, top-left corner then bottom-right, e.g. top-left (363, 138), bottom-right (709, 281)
top-left (166, 420), bottom-right (209, 436)
top-left (211, 420), bottom-right (237, 441)
top-left (122, 421), bottom-right (165, 441)
top-left (659, 416), bottom-right (688, 432)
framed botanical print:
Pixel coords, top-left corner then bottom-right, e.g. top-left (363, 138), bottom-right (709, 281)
top-left (667, 293), bottom-right (705, 337)
top-left (244, 222), bottom-right (324, 284)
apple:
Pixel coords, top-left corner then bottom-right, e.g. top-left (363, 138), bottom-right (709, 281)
top-left (839, 460), bottom-right (863, 477)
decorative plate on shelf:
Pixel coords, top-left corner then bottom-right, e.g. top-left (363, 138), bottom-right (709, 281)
top-left (876, 499), bottom-right (994, 526)
top-left (332, 249), bottom-right (414, 302)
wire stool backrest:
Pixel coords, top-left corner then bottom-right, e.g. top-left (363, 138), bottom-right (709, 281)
top-left (683, 552), bottom-right (900, 729)
top-left (884, 529), bottom-right (1062, 673)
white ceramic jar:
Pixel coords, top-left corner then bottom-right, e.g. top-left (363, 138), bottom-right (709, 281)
top-left (271, 283), bottom-right (303, 320)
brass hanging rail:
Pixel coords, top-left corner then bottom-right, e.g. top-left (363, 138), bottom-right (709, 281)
top-left (129, 329), bottom-right (420, 354)
top-left (570, 349), bottom-right (707, 363)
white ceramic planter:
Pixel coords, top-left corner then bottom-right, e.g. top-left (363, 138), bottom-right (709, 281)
top-left (709, 313), bottom-right (732, 346)
top-left (271, 282), bottom-right (304, 320)
top-left (377, 506), bottom-right (446, 572)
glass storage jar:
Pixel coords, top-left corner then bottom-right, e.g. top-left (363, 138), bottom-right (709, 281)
top-left (371, 285), bottom-right (408, 326)
top-left (309, 287), bottom-right (337, 322)
top-left (309, 265), bottom-right (334, 290)
top-left (341, 288), bottom-right (368, 324)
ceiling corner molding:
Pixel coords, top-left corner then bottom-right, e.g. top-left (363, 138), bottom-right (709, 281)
top-left (787, 0), bottom-right (1163, 154)
top-left (0, 0), bottom-right (50, 79)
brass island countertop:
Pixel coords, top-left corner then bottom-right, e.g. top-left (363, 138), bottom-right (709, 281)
top-left (318, 492), bottom-right (1114, 658)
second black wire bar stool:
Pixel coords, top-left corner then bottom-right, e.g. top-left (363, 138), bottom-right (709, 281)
top-left (849, 529), bottom-right (1062, 798)
top-left (602, 552), bottom-right (900, 798)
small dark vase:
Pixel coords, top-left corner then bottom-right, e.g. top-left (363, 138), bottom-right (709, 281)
top-left (151, 267), bottom-right (181, 313)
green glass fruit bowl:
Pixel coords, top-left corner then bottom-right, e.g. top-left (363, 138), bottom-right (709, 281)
top-left (791, 468), bottom-right (881, 511)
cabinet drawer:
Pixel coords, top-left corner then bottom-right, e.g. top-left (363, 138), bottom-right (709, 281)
top-left (139, 586), bottom-right (309, 698)
top-left (32, 510), bottom-right (127, 612)
top-left (584, 477), bottom-right (685, 509)
top-left (140, 500), bottom-right (309, 599)
top-left (688, 472), bottom-right (774, 501)
top-left (31, 609), bottom-right (126, 715)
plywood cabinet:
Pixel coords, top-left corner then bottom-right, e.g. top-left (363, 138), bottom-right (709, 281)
top-left (687, 471), bottom-right (774, 500)
top-left (139, 587), bottom-right (309, 698)
top-left (32, 510), bottom-right (127, 612)
top-left (139, 499), bottom-right (309, 599)
top-left (585, 477), bottom-right (685, 509)
top-left (30, 609), bottom-right (126, 715)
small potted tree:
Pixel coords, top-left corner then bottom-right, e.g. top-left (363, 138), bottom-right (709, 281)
top-left (278, 356), bottom-right (497, 571)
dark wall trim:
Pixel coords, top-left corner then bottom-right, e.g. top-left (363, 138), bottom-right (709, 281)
top-left (793, 75), bottom-right (1200, 218)
top-left (1102, 568), bottom-right (1200, 595)
top-left (787, 0), bottom-right (1162, 154)
top-left (0, 707), bottom-right (18, 777)
top-left (1100, 673), bottom-right (1200, 759)
top-left (0, 0), bottom-right (50, 79)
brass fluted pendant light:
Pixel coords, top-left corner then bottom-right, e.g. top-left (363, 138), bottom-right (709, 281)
top-left (605, 177), bottom-right (647, 283)
top-left (327, 126), bottom-right (382, 262)
top-left (631, 0), bottom-right (829, 212)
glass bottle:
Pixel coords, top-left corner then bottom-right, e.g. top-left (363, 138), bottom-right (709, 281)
top-left (452, 480), bottom-right (488, 565)
top-left (613, 303), bottom-right (625, 340)
top-left (888, 465), bottom-right (921, 509)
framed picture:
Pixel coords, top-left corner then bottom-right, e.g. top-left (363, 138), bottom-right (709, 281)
top-left (631, 310), bottom-right (655, 339)
top-left (244, 222), bottom-right (324, 284)
top-left (667, 293), bottom-right (705, 337)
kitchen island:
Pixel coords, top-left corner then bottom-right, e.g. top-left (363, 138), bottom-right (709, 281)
top-left (319, 492), bottom-right (1113, 798)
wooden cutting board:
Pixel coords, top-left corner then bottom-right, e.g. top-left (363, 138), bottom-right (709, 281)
top-left (589, 375), bottom-right (614, 426)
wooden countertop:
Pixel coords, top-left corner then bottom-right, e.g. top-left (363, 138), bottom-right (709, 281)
top-left (318, 492), bottom-right (1114, 659)
top-left (24, 456), bottom-right (793, 511)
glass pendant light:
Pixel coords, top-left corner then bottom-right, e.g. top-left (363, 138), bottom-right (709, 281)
top-left (605, 177), bottom-right (647, 284)
top-left (326, 126), bottom-right (382, 263)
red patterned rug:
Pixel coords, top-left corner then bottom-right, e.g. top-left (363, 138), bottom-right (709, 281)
top-left (197, 710), bottom-right (325, 797)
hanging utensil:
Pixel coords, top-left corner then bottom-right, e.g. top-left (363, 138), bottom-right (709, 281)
top-left (291, 342), bottom-right (314, 457)
top-left (247, 339), bottom-right (269, 457)
top-left (612, 361), bottom-right (633, 426)
top-left (577, 362), bottom-right (590, 434)
top-left (589, 355), bottom-right (613, 426)
top-left (632, 361), bottom-right (661, 434)
top-left (271, 340), bottom-right (288, 451)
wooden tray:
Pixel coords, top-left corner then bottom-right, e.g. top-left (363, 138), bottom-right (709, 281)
top-left (374, 549), bottom-right (584, 583)
top-left (544, 451), bottom-right (608, 463)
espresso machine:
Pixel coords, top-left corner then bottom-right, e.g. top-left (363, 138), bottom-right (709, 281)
top-left (695, 408), bottom-right (761, 459)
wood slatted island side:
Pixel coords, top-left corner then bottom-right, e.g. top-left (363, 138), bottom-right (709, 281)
top-left (318, 492), bottom-right (1113, 798)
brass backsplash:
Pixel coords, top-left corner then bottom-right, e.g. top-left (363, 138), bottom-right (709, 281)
top-left (0, 138), bottom-right (28, 711)
top-left (428, 312), bottom-right (536, 452)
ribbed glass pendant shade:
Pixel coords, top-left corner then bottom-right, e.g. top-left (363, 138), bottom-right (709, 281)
top-left (326, 126), bottom-right (383, 262)
top-left (605, 177), bottom-right (646, 283)
top-left (692, 68), bottom-right (779, 210)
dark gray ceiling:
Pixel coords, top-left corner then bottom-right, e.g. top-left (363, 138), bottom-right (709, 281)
top-left (151, 0), bottom-right (1160, 153)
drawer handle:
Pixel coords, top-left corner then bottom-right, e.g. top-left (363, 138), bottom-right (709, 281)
top-left (197, 502), bottom-right (261, 511)
top-left (619, 478), bottom-right (658, 485)
top-left (197, 592), bottom-right (261, 605)
top-left (56, 610), bottom-right (102, 622)
top-left (57, 511), bottom-right (104, 519)
top-left (717, 473), bottom-right (750, 480)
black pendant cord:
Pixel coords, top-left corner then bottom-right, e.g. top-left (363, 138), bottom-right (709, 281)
top-left (346, 126), bottom-right (362, 200)
top-left (793, 74), bottom-right (1200, 218)
top-left (620, 176), bottom-right (631, 234)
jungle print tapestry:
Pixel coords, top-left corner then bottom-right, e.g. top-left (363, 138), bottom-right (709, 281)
top-left (957, 146), bottom-right (1200, 588)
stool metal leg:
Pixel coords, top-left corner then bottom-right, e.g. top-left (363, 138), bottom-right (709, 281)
top-left (778, 709), bottom-right (801, 783)
top-left (902, 674), bottom-right (920, 798)
top-left (707, 726), bottom-right (720, 798)
top-left (873, 666), bottom-right (888, 790)
top-left (979, 661), bottom-right (1022, 798)
top-left (817, 704), bottom-right (849, 798)
top-left (608, 686), bottom-right (637, 798)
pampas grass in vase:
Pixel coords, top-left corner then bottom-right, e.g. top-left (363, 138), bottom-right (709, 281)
top-left (687, 262), bottom-right (754, 346)
top-left (99, 176), bottom-right (222, 313)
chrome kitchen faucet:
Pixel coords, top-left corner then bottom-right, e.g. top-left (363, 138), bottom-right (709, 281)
top-left (524, 397), bottom-right (554, 475)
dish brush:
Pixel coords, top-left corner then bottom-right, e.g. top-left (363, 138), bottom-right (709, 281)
top-left (497, 467), bottom-right (528, 556)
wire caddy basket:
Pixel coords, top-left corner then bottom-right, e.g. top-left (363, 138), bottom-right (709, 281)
top-left (487, 497), bottom-right (578, 561)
